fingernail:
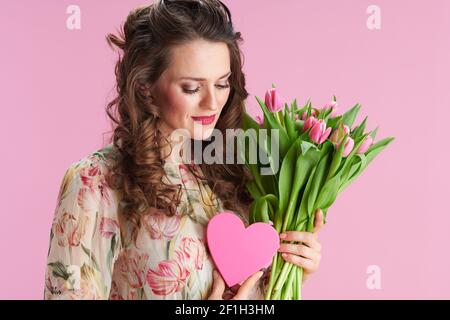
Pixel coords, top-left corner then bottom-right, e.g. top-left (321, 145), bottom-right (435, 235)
top-left (258, 271), bottom-right (264, 277)
top-left (280, 233), bottom-right (286, 239)
top-left (282, 253), bottom-right (287, 258)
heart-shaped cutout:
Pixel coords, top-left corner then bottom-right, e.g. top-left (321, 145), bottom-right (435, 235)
top-left (206, 211), bottom-right (280, 288)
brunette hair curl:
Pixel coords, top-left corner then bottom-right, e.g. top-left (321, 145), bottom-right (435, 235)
top-left (104, 0), bottom-right (253, 244)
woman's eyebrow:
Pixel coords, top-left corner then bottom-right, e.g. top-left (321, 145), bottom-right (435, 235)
top-left (178, 71), bottom-right (232, 81)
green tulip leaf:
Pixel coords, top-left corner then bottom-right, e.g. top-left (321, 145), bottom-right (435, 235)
top-left (307, 144), bottom-right (333, 215)
top-left (327, 115), bottom-right (343, 130)
top-left (342, 103), bottom-right (361, 128)
top-left (351, 116), bottom-right (368, 138)
top-left (285, 103), bottom-right (297, 142)
top-left (281, 147), bottom-right (321, 232)
top-left (245, 180), bottom-right (262, 201)
top-left (300, 141), bottom-right (317, 155)
top-left (370, 126), bottom-right (379, 141)
top-left (315, 171), bottom-right (341, 211)
top-left (276, 139), bottom-right (300, 229)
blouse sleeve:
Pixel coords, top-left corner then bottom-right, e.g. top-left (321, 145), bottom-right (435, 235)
top-left (44, 157), bottom-right (122, 300)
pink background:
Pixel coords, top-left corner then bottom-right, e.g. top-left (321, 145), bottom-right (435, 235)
top-left (1, 0), bottom-right (449, 299)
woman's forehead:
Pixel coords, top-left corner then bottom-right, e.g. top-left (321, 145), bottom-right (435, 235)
top-left (167, 40), bottom-right (231, 80)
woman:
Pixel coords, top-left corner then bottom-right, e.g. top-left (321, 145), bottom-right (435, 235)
top-left (44, 0), bottom-right (324, 300)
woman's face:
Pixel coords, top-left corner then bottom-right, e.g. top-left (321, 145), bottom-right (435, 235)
top-left (150, 39), bottom-right (232, 142)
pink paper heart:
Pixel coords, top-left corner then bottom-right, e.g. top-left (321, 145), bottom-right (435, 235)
top-left (206, 211), bottom-right (280, 288)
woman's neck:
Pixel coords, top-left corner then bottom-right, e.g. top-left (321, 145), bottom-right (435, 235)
top-left (159, 125), bottom-right (192, 165)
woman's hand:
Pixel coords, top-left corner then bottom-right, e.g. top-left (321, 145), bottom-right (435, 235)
top-left (278, 208), bottom-right (325, 283)
top-left (208, 269), bottom-right (263, 300)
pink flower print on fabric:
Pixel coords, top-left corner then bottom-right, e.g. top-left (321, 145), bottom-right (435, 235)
top-left (99, 217), bottom-right (120, 239)
top-left (78, 158), bottom-right (113, 208)
top-left (116, 249), bottom-right (149, 289)
top-left (142, 207), bottom-right (181, 240)
top-left (176, 237), bottom-right (206, 271)
top-left (146, 251), bottom-right (191, 296)
top-left (54, 212), bottom-right (89, 247)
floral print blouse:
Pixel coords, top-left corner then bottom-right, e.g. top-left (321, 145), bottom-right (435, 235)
top-left (44, 143), bottom-right (268, 300)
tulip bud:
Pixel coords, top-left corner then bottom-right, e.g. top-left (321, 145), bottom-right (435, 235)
top-left (265, 88), bottom-right (283, 112)
top-left (329, 125), bottom-right (350, 145)
top-left (300, 109), bottom-right (317, 120)
top-left (309, 119), bottom-right (332, 144)
top-left (343, 125), bottom-right (350, 135)
top-left (329, 130), bottom-right (339, 144)
top-left (356, 135), bottom-right (373, 154)
top-left (303, 116), bottom-right (318, 131)
top-left (255, 115), bottom-right (264, 126)
top-left (323, 101), bottom-right (339, 117)
top-left (342, 137), bottom-right (355, 157)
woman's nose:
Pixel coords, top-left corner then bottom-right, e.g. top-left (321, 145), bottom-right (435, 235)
top-left (201, 87), bottom-right (220, 111)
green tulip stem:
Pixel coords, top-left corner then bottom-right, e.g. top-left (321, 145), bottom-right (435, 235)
top-left (272, 260), bottom-right (295, 295)
top-left (265, 253), bottom-right (278, 299)
top-left (281, 265), bottom-right (296, 299)
top-left (296, 267), bottom-right (303, 299)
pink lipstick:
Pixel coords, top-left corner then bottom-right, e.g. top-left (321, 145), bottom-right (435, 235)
top-left (191, 114), bottom-right (216, 125)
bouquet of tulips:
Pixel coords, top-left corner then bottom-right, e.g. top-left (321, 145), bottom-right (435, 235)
top-left (239, 84), bottom-right (394, 300)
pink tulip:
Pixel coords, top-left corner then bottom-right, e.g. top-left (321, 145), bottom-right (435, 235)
top-left (323, 101), bottom-right (339, 117)
top-left (342, 137), bottom-right (355, 157)
top-left (309, 119), bottom-right (332, 144)
top-left (265, 88), bottom-right (283, 112)
top-left (329, 125), bottom-right (350, 144)
top-left (356, 135), bottom-right (373, 154)
top-left (300, 110), bottom-right (317, 120)
top-left (343, 125), bottom-right (350, 135)
top-left (303, 116), bottom-right (318, 131)
top-left (329, 125), bottom-right (354, 157)
top-left (255, 115), bottom-right (264, 126)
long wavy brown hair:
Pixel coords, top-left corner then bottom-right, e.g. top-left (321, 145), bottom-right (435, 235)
top-left (104, 0), bottom-right (254, 244)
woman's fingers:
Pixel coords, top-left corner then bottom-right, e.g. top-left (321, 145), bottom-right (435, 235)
top-left (276, 209), bottom-right (325, 277)
top-left (313, 209), bottom-right (324, 234)
top-left (208, 269), bottom-right (226, 300)
top-left (209, 269), bottom-right (264, 300)
top-left (278, 243), bottom-right (320, 261)
top-left (281, 253), bottom-right (317, 271)
top-left (232, 270), bottom-right (264, 300)
top-left (280, 231), bottom-right (321, 250)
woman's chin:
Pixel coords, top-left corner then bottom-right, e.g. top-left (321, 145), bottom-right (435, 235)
top-left (191, 125), bottom-right (216, 141)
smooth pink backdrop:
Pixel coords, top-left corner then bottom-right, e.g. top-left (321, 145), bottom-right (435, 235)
top-left (1, 0), bottom-right (449, 299)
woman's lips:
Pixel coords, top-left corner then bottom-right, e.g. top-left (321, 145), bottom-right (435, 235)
top-left (191, 114), bottom-right (216, 125)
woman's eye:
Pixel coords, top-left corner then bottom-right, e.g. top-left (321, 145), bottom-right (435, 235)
top-left (217, 84), bottom-right (231, 90)
top-left (182, 84), bottom-right (230, 95)
top-left (183, 87), bottom-right (200, 95)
